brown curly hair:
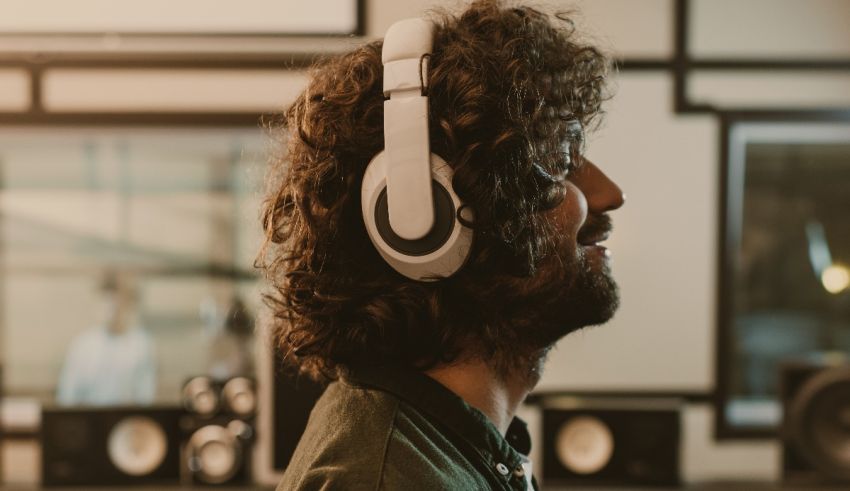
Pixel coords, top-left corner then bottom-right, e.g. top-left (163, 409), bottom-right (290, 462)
top-left (258, 0), bottom-right (611, 380)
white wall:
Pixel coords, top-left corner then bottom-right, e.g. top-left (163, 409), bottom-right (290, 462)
top-left (538, 72), bottom-right (718, 392)
top-left (691, 0), bottom-right (850, 59)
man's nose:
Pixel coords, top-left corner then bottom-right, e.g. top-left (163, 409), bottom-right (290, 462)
top-left (573, 160), bottom-right (625, 213)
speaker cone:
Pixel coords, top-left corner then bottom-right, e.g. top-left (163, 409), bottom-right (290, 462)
top-left (106, 416), bottom-right (168, 477)
top-left (183, 376), bottom-right (219, 417)
top-left (222, 377), bottom-right (256, 418)
top-left (555, 415), bottom-right (615, 475)
top-left (186, 425), bottom-right (243, 484)
top-left (789, 366), bottom-right (850, 480)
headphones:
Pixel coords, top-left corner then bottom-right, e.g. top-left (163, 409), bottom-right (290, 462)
top-left (361, 18), bottom-right (474, 281)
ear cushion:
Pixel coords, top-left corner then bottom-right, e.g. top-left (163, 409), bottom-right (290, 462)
top-left (361, 151), bottom-right (473, 281)
top-left (374, 181), bottom-right (455, 256)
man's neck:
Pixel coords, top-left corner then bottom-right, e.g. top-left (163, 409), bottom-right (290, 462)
top-left (425, 358), bottom-right (536, 435)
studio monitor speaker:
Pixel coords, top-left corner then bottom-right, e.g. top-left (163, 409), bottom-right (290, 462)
top-left (41, 406), bottom-right (183, 486)
top-left (541, 397), bottom-right (681, 487)
top-left (181, 375), bottom-right (256, 485)
top-left (781, 360), bottom-right (850, 484)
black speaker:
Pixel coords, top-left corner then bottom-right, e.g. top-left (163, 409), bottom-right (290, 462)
top-left (272, 355), bottom-right (325, 471)
top-left (541, 397), bottom-right (681, 487)
top-left (41, 406), bottom-right (183, 486)
top-left (0, 364), bottom-right (4, 483)
top-left (781, 360), bottom-right (850, 484)
top-left (180, 376), bottom-right (256, 485)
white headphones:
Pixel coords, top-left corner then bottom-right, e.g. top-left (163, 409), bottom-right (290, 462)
top-left (361, 18), bottom-right (473, 281)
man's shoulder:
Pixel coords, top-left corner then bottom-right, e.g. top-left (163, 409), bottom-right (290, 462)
top-left (277, 380), bottom-right (400, 490)
top-left (278, 380), bottom-right (491, 491)
top-left (310, 380), bottom-right (400, 442)
top-left (380, 401), bottom-right (489, 489)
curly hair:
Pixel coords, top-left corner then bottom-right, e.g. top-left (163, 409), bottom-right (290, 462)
top-left (258, 0), bottom-right (611, 380)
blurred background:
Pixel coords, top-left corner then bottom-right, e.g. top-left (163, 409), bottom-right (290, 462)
top-left (0, 0), bottom-right (848, 489)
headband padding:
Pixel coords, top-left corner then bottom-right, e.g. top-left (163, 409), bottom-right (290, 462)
top-left (382, 18), bottom-right (434, 64)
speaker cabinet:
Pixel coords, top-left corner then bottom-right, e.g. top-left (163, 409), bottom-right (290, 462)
top-left (180, 376), bottom-right (256, 485)
top-left (272, 358), bottom-right (325, 471)
top-left (781, 360), bottom-right (850, 484)
top-left (41, 406), bottom-right (183, 486)
top-left (541, 397), bottom-right (681, 487)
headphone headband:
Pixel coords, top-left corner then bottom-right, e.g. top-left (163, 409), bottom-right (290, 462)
top-left (382, 18), bottom-right (433, 65)
top-left (382, 18), bottom-right (432, 96)
top-left (382, 18), bottom-right (436, 240)
top-left (361, 18), bottom-right (473, 281)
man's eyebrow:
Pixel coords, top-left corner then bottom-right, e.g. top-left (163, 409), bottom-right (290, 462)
top-left (567, 120), bottom-right (587, 149)
top-left (560, 120), bottom-right (586, 172)
top-left (565, 119), bottom-right (584, 140)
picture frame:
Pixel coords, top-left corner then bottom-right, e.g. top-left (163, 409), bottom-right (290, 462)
top-left (0, 0), bottom-right (364, 37)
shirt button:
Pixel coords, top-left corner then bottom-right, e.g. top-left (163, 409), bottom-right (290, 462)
top-left (495, 463), bottom-right (510, 476)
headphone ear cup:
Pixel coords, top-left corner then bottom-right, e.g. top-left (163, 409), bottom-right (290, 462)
top-left (362, 152), bottom-right (472, 281)
top-left (374, 179), bottom-right (456, 257)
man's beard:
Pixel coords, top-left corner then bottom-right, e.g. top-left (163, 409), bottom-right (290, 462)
top-left (529, 241), bottom-right (620, 347)
top-left (488, 213), bottom-right (620, 381)
top-left (546, 249), bottom-right (619, 334)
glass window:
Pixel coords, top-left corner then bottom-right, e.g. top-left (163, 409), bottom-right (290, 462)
top-left (0, 127), bottom-right (267, 406)
top-left (720, 121), bottom-right (850, 432)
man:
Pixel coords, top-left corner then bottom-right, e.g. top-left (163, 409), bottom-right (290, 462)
top-left (57, 271), bottom-right (156, 406)
top-left (258, 1), bottom-right (624, 489)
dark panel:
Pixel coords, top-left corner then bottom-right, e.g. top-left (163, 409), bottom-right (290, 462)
top-left (272, 352), bottom-right (325, 471)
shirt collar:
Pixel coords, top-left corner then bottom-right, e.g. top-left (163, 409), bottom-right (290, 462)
top-left (344, 364), bottom-right (530, 471)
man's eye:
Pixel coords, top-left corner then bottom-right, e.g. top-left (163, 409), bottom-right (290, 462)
top-left (565, 151), bottom-right (584, 175)
top-left (565, 119), bottom-right (584, 137)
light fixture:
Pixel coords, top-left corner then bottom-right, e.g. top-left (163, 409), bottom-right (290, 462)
top-left (821, 264), bottom-right (850, 295)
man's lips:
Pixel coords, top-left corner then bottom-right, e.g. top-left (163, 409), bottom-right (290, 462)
top-left (577, 214), bottom-right (613, 247)
top-left (578, 233), bottom-right (610, 247)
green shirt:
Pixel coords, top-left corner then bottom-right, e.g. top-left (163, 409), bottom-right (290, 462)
top-left (277, 365), bottom-right (537, 490)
